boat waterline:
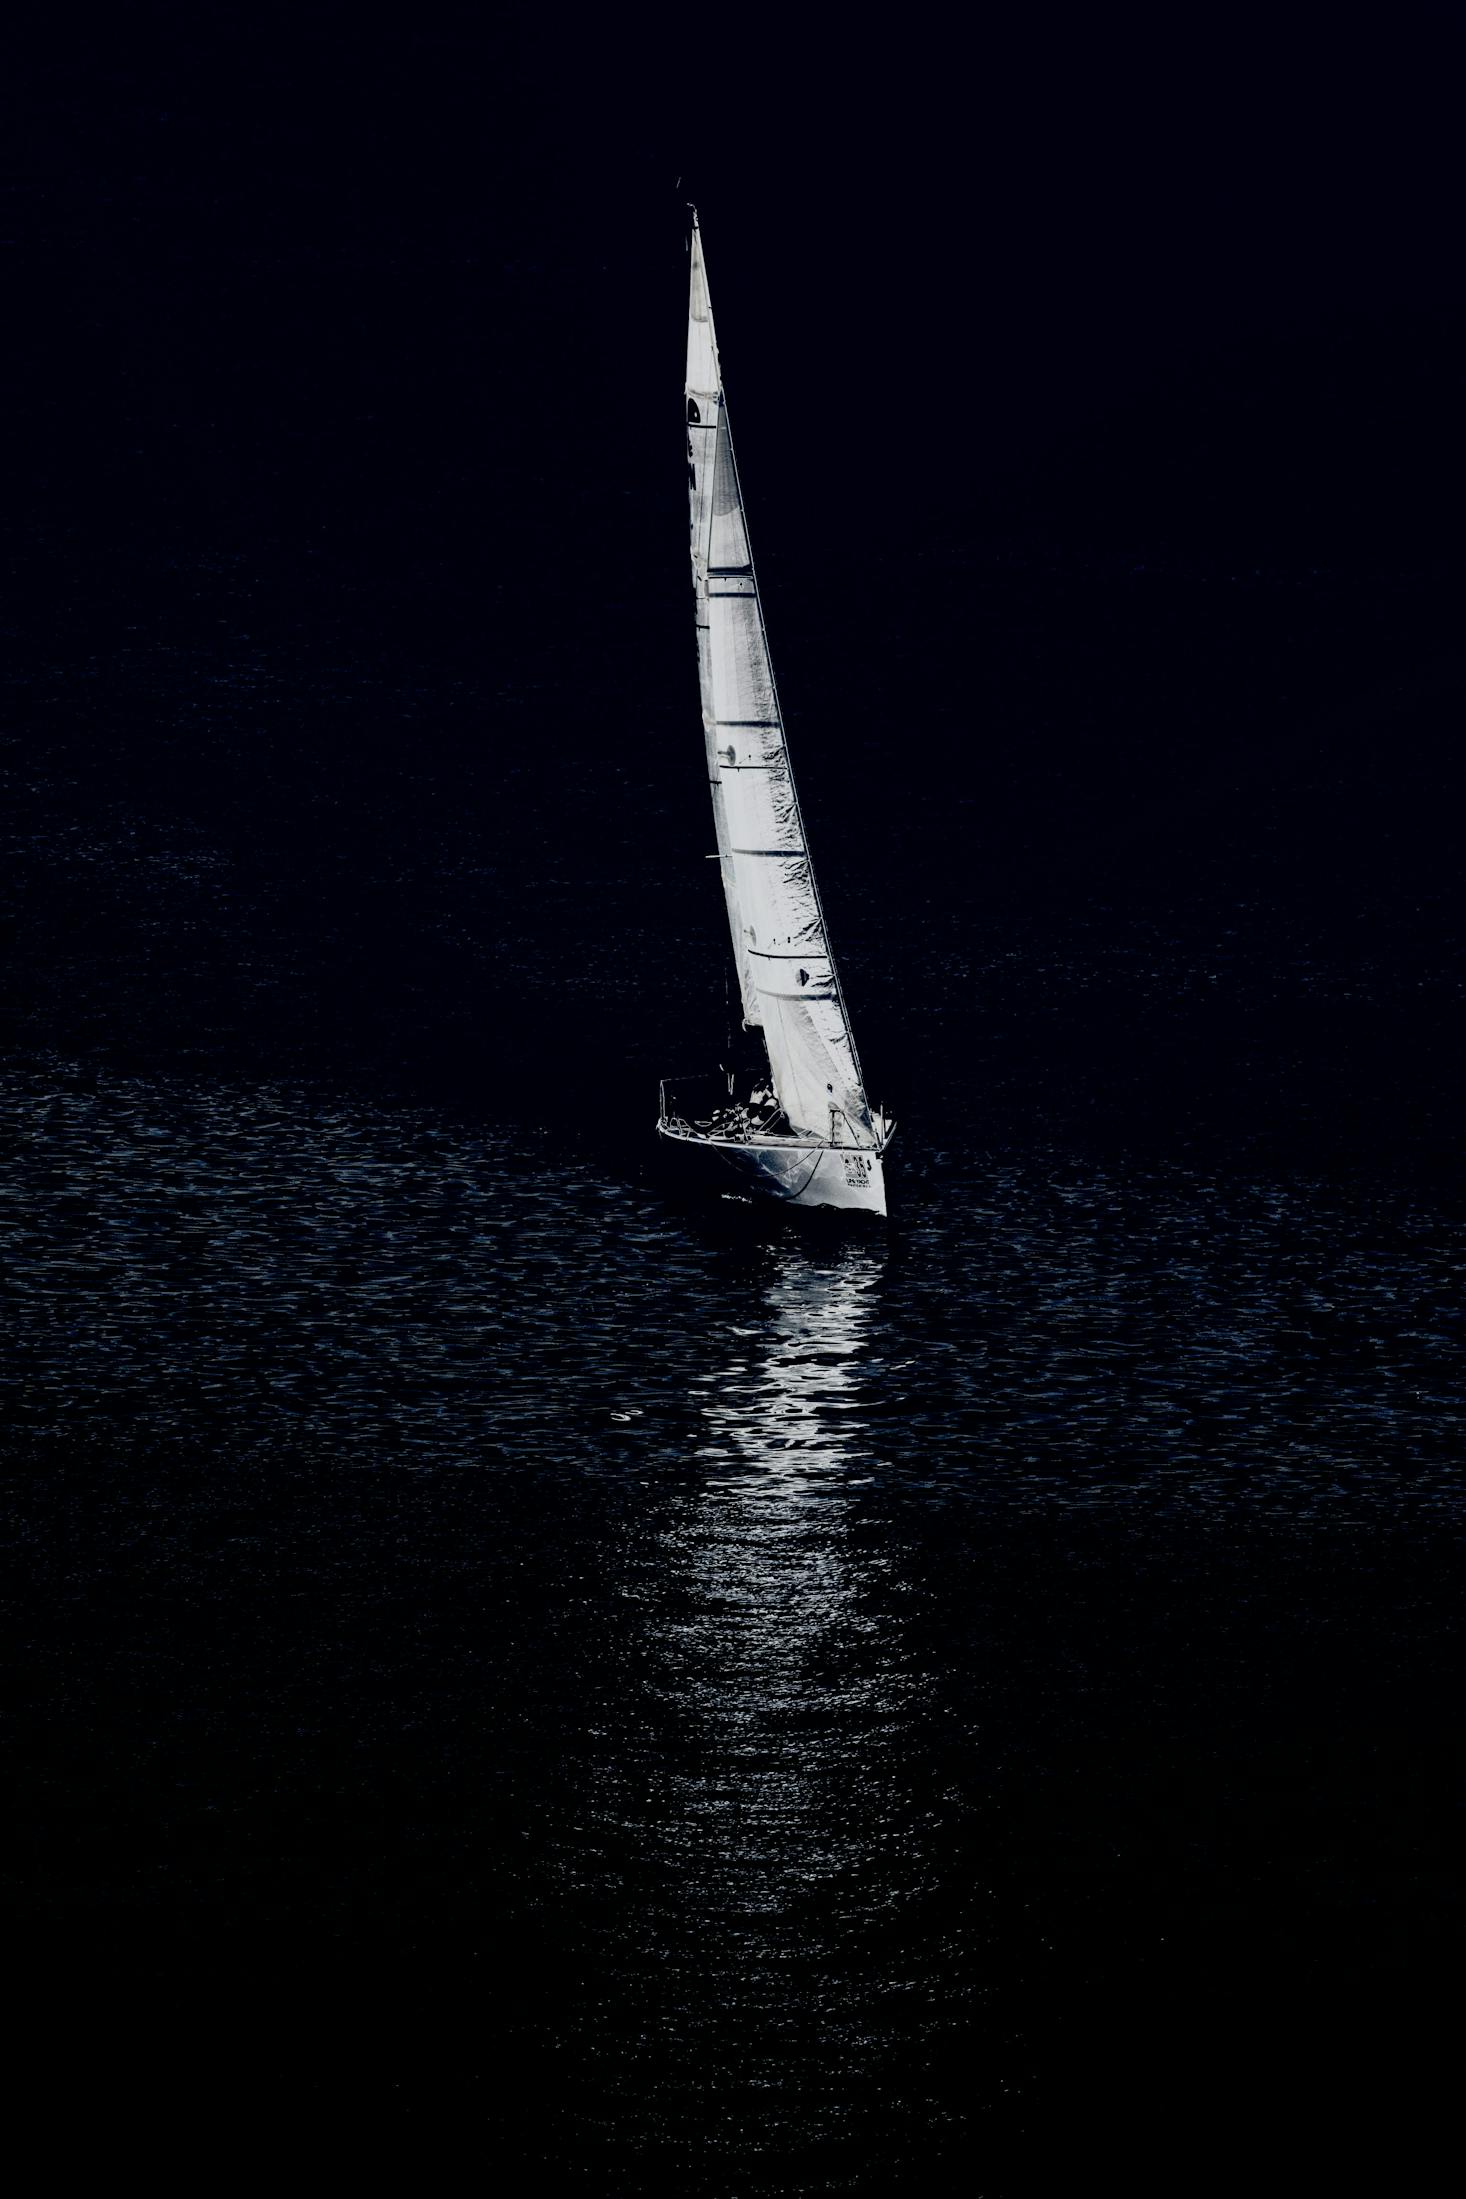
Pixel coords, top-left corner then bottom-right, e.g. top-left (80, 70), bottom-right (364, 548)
top-left (657, 1119), bottom-right (889, 1213)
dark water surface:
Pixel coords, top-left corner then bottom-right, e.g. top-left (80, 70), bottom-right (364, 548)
top-left (4, 531), bottom-right (1463, 2196)
top-left (5, 1059), bottom-right (1461, 2189)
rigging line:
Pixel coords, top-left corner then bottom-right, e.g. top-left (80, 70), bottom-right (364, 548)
top-left (693, 252), bottom-right (767, 1078)
top-left (779, 1148), bottom-right (828, 1201)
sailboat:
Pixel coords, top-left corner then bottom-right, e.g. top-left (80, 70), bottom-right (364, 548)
top-left (657, 213), bottom-right (895, 1215)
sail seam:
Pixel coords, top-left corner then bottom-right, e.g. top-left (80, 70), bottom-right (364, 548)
top-left (717, 395), bottom-right (870, 1111)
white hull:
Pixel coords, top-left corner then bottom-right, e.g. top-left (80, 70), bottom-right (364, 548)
top-left (658, 1121), bottom-right (888, 1215)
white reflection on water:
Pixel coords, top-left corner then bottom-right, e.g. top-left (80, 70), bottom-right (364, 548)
top-left (695, 1242), bottom-right (881, 1485)
top-left (654, 1241), bottom-right (917, 1923)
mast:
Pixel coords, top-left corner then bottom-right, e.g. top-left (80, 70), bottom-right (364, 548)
top-left (685, 213), bottom-right (875, 1145)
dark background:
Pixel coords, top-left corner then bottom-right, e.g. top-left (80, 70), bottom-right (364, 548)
top-left (6, 1), bottom-right (1463, 1165)
top-left (4, 4), bottom-right (1463, 2189)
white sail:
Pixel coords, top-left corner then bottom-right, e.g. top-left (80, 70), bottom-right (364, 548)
top-left (685, 218), bottom-right (875, 1147)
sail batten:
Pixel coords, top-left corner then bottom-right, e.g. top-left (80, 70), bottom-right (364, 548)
top-left (685, 216), bottom-right (874, 1146)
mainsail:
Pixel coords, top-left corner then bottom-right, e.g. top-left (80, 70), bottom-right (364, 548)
top-left (685, 216), bottom-right (875, 1147)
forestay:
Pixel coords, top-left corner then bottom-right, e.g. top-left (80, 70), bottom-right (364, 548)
top-left (685, 217), bottom-right (875, 1146)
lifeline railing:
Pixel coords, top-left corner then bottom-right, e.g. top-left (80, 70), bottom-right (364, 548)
top-left (659, 1074), bottom-right (889, 1151)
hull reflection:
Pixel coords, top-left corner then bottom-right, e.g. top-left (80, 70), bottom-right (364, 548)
top-left (632, 1243), bottom-right (929, 2165)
